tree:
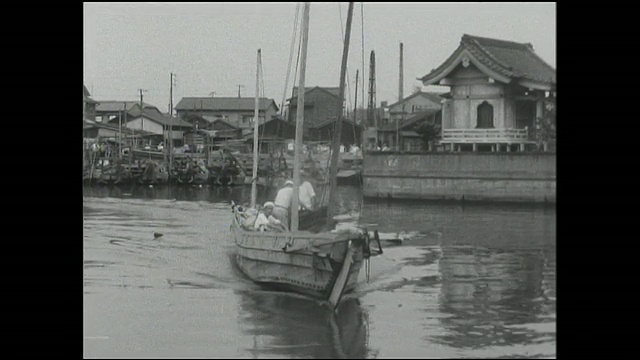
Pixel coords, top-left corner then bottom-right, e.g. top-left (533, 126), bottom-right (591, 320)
top-left (415, 121), bottom-right (441, 152)
top-left (412, 85), bottom-right (422, 94)
top-left (534, 97), bottom-right (556, 152)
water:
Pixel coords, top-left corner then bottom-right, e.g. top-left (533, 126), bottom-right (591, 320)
top-left (83, 185), bottom-right (556, 358)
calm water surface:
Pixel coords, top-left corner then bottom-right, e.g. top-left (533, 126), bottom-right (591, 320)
top-left (83, 185), bottom-right (556, 358)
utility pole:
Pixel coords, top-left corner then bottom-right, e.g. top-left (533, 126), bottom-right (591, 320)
top-left (137, 89), bottom-right (147, 150)
top-left (237, 84), bottom-right (245, 98)
top-left (169, 73), bottom-right (175, 172)
top-left (83, 87), bottom-right (86, 169)
top-left (120, 103), bottom-right (125, 160)
top-left (368, 50), bottom-right (377, 129)
top-left (399, 42), bottom-right (404, 102)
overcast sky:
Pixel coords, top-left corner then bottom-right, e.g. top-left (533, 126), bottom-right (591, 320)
top-left (83, 2), bottom-right (556, 112)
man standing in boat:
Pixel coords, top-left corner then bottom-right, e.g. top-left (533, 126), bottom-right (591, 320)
top-left (272, 180), bottom-right (294, 229)
top-left (299, 170), bottom-right (316, 211)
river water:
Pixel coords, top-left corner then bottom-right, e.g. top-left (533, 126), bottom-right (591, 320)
top-left (83, 185), bottom-right (556, 358)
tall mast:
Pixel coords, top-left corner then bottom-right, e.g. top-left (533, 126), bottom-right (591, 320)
top-left (290, 2), bottom-right (310, 232)
top-left (327, 2), bottom-right (354, 223)
top-left (251, 49), bottom-right (261, 209)
top-left (354, 69), bottom-right (359, 124)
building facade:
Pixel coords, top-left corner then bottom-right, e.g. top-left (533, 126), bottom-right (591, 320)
top-left (418, 34), bottom-right (556, 151)
top-left (287, 86), bottom-right (344, 140)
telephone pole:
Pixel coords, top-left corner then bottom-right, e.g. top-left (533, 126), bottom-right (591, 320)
top-left (237, 84), bottom-right (245, 98)
top-left (169, 73), bottom-right (176, 172)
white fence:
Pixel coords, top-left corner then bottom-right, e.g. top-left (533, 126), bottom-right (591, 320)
top-left (441, 128), bottom-right (530, 144)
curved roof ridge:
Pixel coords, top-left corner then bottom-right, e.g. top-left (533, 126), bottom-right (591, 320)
top-left (464, 36), bottom-right (514, 73)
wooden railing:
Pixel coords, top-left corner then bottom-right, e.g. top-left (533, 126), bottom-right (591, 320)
top-left (441, 128), bottom-right (531, 143)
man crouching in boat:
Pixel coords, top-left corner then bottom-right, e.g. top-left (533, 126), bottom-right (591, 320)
top-left (254, 202), bottom-right (286, 232)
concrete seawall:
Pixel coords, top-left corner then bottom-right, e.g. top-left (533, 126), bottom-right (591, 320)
top-left (362, 152), bottom-right (556, 203)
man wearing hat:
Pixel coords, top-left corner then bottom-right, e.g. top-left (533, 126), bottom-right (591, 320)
top-left (254, 201), bottom-right (284, 232)
top-left (272, 180), bottom-right (294, 229)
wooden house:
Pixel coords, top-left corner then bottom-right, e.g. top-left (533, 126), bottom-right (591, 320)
top-left (175, 97), bottom-right (279, 131)
top-left (287, 86), bottom-right (345, 140)
top-left (386, 91), bottom-right (444, 122)
top-left (377, 109), bottom-right (441, 151)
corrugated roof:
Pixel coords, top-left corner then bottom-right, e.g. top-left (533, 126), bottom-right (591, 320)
top-left (419, 34), bottom-right (556, 86)
top-left (175, 97), bottom-right (278, 112)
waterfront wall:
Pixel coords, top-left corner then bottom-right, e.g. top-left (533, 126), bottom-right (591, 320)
top-left (362, 152), bottom-right (556, 203)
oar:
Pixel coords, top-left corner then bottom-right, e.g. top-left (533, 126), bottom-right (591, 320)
top-left (327, 242), bottom-right (356, 311)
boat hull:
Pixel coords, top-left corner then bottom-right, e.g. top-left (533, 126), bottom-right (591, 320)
top-left (231, 211), bottom-right (366, 299)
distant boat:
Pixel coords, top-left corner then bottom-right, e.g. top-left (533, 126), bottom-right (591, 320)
top-left (138, 161), bottom-right (169, 185)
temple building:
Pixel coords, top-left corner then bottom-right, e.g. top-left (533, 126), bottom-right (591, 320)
top-left (418, 34), bottom-right (556, 151)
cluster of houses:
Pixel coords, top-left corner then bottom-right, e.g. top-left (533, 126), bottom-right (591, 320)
top-left (83, 34), bottom-right (556, 156)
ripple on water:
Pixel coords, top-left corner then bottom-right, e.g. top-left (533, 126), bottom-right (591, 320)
top-left (83, 191), bottom-right (555, 358)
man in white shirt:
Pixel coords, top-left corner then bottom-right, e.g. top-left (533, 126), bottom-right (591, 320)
top-left (272, 180), bottom-right (294, 229)
top-left (299, 171), bottom-right (316, 211)
top-left (254, 202), bottom-right (284, 232)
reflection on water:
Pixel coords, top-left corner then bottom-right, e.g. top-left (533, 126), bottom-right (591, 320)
top-left (437, 246), bottom-right (556, 355)
top-left (238, 291), bottom-right (369, 359)
top-left (83, 185), bottom-right (555, 358)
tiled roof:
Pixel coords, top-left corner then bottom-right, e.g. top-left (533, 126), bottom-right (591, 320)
top-left (378, 108), bottom-right (440, 131)
top-left (289, 86), bottom-right (341, 101)
top-left (419, 34), bottom-right (556, 86)
top-left (83, 85), bottom-right (99, 104)
top-left (313, 118), bottom-right (362, 130)
top-left (95, 101), bottom-right (158, 113)
top-left (83, 119), bottom-right (155, 136)
top-left (386, 91), bottom-right (445, 109)
top-left (175, 97), bottom-right (278, 112)
top-left (130, 107), bottom-right (192, 127)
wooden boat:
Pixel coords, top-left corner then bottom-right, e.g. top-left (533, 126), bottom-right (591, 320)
top-left (174, 159), bottom-right (210, 185)
top-left (231, 206), bottom-right (369, 298)
top-left (231, 3), bottom-right (376, 309)
top-left (137, 161), bottom-right (169, 185)
top-left (97, 162), bottom-right (132, 186)
top-left (208, 150), bottom-right (244, 186)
